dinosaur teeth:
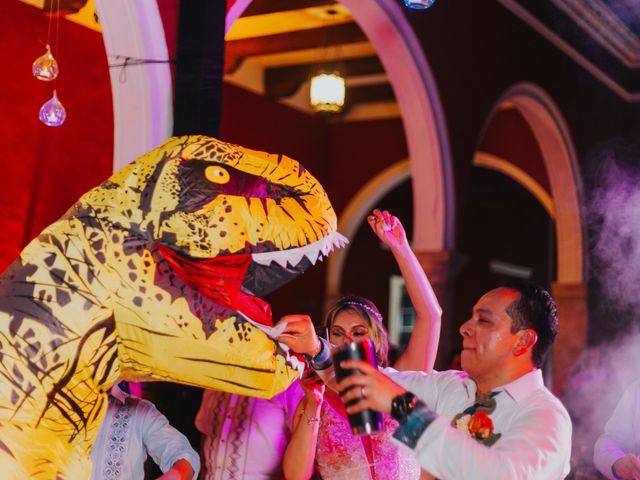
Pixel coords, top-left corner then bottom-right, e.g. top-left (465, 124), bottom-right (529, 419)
top-left (252, 232), bottom-right (348, 268)
top-left (280, 343), bottom-right (306, 374)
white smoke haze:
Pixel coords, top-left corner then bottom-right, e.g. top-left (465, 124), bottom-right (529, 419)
top-left (564, 148), bottom-right (640, 476)
top-left (564, 330), bottom-right (640, 476)
top-left (589, 157), bottom-right (640, 316)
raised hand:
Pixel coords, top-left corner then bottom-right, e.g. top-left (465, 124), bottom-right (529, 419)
top-left (276, 314), bottom-right (322, 357)
top-left (367, 209), bottom-right (408, 252)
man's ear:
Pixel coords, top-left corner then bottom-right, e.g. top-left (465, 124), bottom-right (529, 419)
top-left (513, 329), bottom-right (537, 356)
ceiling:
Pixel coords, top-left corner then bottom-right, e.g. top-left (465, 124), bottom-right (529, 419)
top-left (228, 0), bottom-right (640, 113)
top-left (552, 0), bottom-right (640, 67)
top-left (224, 0), bottom-right (398, 122)
top-left (22, 0), bottom-right (640, 116)
top-left (501, 0), bottom-right (640, 99)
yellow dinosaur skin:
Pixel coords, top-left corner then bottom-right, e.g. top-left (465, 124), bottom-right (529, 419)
top-left (0, 136), bottom-right (341, 479)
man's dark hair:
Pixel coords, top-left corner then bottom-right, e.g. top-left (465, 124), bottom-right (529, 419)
top-left (504, 281), bottom-right (558, 368)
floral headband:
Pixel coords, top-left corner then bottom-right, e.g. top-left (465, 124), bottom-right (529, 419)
top-left (340, 300), bottom-right (383, 323)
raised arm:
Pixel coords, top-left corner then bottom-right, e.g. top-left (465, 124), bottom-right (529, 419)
top-left (368, 209), bottom-right (442, 371)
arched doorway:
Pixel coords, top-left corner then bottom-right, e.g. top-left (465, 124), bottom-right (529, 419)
top-left (479, 82), bottom-right (586, 393)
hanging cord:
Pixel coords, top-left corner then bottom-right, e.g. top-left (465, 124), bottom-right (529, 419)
top-left (108, 56), bottom-right (175, 83)
top-left (45, 0), bottom-right (55, 47)
top-left (54, 0), bottom-right (61, 91)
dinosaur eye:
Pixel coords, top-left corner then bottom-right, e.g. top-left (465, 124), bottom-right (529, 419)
top-left (205, 166), bottom-right (230, 184)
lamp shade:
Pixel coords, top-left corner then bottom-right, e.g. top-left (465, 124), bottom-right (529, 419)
top-left (310, 72), bottom-right (345, 113)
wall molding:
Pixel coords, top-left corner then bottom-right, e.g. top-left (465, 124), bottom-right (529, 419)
top-left (498, 0), bottom-right (640, 102)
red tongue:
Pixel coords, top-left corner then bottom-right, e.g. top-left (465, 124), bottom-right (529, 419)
top-left (155, 243), bottom-right (273, 327)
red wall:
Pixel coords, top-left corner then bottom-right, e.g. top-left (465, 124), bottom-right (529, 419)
top-left (0, 1), bottom-right (113, 272)
top-left (221, 83), bottom-right (330, 182)
top-left (326, 119), bottom-right (408, 214)
top-left (478, 108), bottom-right (550, 193)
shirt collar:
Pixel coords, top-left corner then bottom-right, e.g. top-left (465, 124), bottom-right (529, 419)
top-left (496, 369), bottom-right (545, 403)
top-left (109, 384), bottom-right (128, 404)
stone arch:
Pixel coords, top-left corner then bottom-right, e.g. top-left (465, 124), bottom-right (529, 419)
top-left (483, 83), bottom-right (585, 284)
top-left (481, 82), bottom-right (586, 393)
top-left (94, 0), bottom-right (173, 172)
top-left (97, 0), bottom-right (454, 247)
top-left (226, 0), bottom-right (454, 252)
top-left (95, 2), bottom-right (457, 343)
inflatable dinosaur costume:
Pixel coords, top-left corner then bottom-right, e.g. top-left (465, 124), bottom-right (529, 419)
top-left (0, 135), bottom-right (346, 479)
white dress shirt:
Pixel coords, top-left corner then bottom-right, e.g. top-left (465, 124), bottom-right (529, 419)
top-left (388, 368), bottom-right (572, 480)
top-left (90, 386), bottom-right (200, 480)
top-left (195, 380), bottom-right (304, 480)
top-left (594, 379), bottom-right (640, 479)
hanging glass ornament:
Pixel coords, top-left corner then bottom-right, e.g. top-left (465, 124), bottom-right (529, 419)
top-left (39, 90), bottom-right (67, 127)
top-left (32, 45), bottom-right (59, 81)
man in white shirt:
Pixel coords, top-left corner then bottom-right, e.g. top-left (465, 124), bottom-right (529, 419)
top-left (277, 282), bottom-right (572, 479)
top-left (594, 380), bottom-right (640, 479)
top-left (90, 383), bottom-right (200, 480)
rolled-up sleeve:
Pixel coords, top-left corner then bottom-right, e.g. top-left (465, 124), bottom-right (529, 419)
top-left (139, 400), bottom-right (201, 478)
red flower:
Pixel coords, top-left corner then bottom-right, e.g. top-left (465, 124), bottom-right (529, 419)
top-left (468, 411), bottom-right (494, 439)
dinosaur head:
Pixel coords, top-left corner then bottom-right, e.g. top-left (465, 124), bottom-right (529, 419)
top-left (105, 135), bottom-right (346, 299)
top-left (79, 136), bottom-right (346, 396)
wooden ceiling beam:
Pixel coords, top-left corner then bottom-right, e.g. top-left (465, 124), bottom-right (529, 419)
top-left (265, 56), bottom-right (384, 98)
top-left (346, 83), bottom-right (395, 106)
top-left (242, 0), bottom-right (336, 17)
top-left (42, 0), bottom-right (88, 14)
top-left (225, 22), bottom-right (366, 73)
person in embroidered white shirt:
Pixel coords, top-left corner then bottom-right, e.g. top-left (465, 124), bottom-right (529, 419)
top-left (195, 380), bottom-right (304, 480)
top-left (90, 383), bottom-right (200, 480)
top-left (593, 379), bottom-right (640, 479)
top-left (276, 282), bottom-right (572, 480)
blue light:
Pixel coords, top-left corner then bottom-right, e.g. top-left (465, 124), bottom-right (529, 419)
top-left (403, 0), bottom-right (436, 9)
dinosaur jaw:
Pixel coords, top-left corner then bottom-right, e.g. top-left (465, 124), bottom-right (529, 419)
top-left (156, 231), bottom-right (348, 329)
top-left (242, 232), bottom-right (348, 298)
top-left (251, 232), bottom-right (348, 269)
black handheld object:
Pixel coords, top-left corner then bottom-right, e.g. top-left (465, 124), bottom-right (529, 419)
top-left (332, 339), bottom-right (383, 435)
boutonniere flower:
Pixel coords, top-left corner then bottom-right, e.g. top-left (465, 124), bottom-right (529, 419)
top-left (452, 410), bottom-right (502, 446)
top-left (468, 411), bottom-right (494, 439)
